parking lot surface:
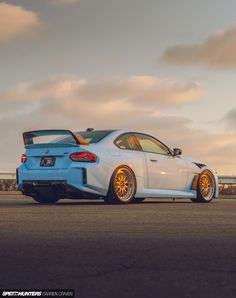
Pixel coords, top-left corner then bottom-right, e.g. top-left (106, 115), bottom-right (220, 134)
top-left (0, 195), bottom-right (236, 298)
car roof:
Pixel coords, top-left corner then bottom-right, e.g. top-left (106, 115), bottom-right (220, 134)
top-left (95, 129), bottom-right (157, 142)
top-left (77, 128), bottom-right (153, 136)
top-left (76, 129), bottom-right (159, 144)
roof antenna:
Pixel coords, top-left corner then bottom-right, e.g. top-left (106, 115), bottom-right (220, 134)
top-left (86, 128), bottom-right (94, 132)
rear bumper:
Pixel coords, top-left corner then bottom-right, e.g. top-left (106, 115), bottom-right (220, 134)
top-left (21, 180), bottom-right (101, 199)
top-left (17, 163), bottom-right (109, 198)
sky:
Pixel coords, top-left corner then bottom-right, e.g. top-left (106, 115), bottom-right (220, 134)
top-left (0, 0), bottom-right (236, 174)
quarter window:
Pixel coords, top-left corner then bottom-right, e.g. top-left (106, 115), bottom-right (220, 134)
top-left (115, 134), bottom-right (141, 151)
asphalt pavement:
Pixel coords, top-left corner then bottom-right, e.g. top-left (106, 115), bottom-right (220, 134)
top-left (0, 195), bottom-right (236, 298)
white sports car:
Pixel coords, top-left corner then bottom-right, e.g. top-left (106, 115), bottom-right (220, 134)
top-left (17, 128), bottom-right (218, 204)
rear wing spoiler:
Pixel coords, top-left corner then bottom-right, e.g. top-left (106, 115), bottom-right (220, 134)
top-left (23, 129), bottom-right (89, 146)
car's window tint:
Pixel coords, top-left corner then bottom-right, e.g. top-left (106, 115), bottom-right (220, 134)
top-left (135, 134), bottom-right (170, 155)
top-left (52, 130), bottom-right (113, 144)
top-left (77, 130), bottom-right (113, 143)
top-left (115, 134), bottom-right (141, 150)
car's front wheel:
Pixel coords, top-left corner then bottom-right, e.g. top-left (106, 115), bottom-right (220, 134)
top-left (192, 170), bottom-right (215, 203)
top-left (106, 166), bottom-right (136, 204)
top-left (32, 192), bottom-right (61, 204)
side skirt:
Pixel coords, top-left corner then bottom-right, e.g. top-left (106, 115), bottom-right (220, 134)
top-left (136, 188), bottom-right (197, 199)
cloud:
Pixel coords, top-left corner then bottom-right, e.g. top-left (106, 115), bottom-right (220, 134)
top-left (223, 108), bottom-right (236, 130)
top-left (161, 24), bottom-right (236, 68)
top-left (0, 2), bottom-right (41, 42)
top-left (0, 75), bottom-right (203, 108)
top-left (0, 75), bottom-right (235, 175)
top-left (51, 0), bottom-right (79, 5)
top-left (0, 75), bottom-right (199, 170)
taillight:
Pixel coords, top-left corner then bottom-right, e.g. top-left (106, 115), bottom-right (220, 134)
top-left (70, 152), bottom-right (97, 162)
top-left (21, 154), bottom-right (27, 163)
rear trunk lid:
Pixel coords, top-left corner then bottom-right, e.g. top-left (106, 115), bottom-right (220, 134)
top-left (23, 130), bottom-right (88, 170)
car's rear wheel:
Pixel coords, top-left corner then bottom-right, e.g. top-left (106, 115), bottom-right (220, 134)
top-left (132, 198), bottom-right (146, 203)
top-left (32, 192), bottom-right (60, 204)
top-left (192, 170), bottom-right (215, 203)
top-left (106, 166), bottom-right (136, 204)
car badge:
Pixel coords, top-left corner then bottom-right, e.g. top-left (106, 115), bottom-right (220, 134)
top-left (45, 149), bottom-right (49, 155)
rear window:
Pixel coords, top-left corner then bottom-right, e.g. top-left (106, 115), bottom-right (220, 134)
top-left (52, 130), bottom-right (113, 144)
top-left (77, 130), bottom-right (113, 143)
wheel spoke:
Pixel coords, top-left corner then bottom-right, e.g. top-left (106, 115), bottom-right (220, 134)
top-left (114, 168), bottom-right (135, 201)
top-left (199, 173), bottom-right (214, 201)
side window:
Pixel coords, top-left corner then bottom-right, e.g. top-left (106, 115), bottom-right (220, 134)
top-left (115, 134), bottom-right (141, 151)
top-left (135, 134), bottom-right (170, 155)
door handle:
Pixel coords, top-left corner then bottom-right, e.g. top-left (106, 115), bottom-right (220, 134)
top-left (150, 159), bottom-right (158, 162)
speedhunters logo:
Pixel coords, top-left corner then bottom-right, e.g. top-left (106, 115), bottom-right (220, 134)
top-left (0, 291), bottom-right (74, 297)
top-left (2, 293), bottom-right (41, 297)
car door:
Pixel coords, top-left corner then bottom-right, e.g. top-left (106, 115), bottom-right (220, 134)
top-left (114, 133), bottom-right (148, 189)
top-left (135, 133), bottom-right (188, 190)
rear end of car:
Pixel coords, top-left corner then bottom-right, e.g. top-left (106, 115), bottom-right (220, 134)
top-left (17, 129), bottom-right (108, 200)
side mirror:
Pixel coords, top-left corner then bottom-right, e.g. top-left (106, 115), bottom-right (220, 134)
top-left (173, 148), bottom-right (182, 156)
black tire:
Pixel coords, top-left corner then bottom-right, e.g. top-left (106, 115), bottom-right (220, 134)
top-left (32, 192), bottom-right (60, 204)
top-left (192, 170), bottom-right (215, 203)
top-left (103, 197), bottom-right (113, 204)
top-left (106, 165), bottom-right (136, 204)
top-left (132, 198), bottom-right (146, 203)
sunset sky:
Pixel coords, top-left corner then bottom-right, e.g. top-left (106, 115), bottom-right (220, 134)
top-left (0, 0), bottom-right (236, 174)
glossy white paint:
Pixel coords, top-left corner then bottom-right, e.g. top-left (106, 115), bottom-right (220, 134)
top-left (145, 152), bottom-right (188, 190)
top-left (80, 129), bottom-right (219, 199)
top-left (18, 128), bottom-right (219, 200)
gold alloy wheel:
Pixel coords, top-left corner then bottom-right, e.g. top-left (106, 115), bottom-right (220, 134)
top-left (199, 172), bottom-right (215, 201)
top-left (113, 167), bottom-right (135, 202)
